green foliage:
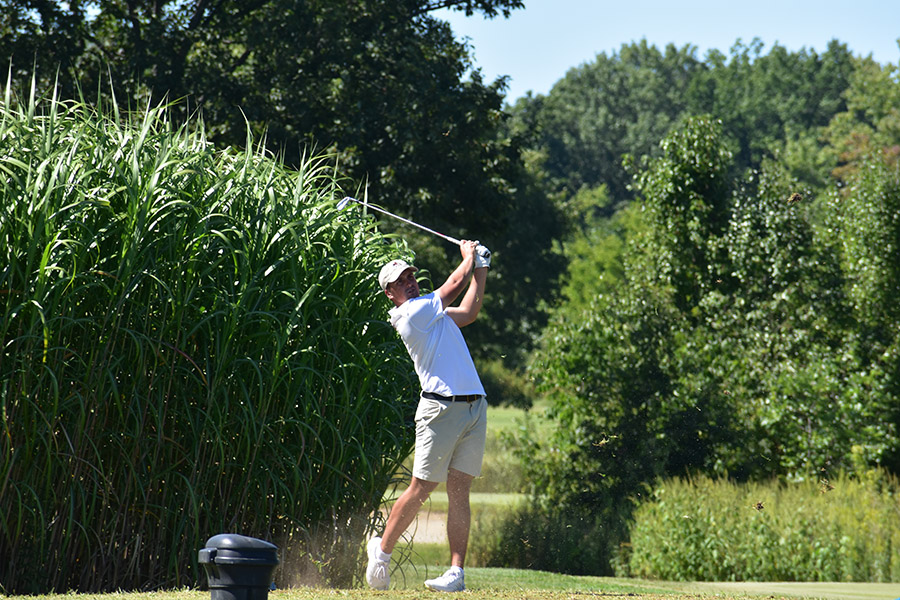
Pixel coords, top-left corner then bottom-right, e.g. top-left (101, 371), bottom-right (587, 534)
top-left (631, 115), bottom-right (735, 313)
top-left (514, 38), bottom-right (855, 210)
top-left (515, 119), bottom-right (736, 570)
top-left (536, 112), bottom-right (898, 486)
top-left (470, 503), bottom-right (614, 576)
top-left (627, 473), bottom-right (900, 582)
top-left (526, 111), bottom-right (900, 574)
top-left (524, 288), bottom-right (677, 536)
top-left (10, 5), bottom-right (900, 585)
top-left (831, 156), bottom-right (900, 335)
top-left (478, 357), bottom-right (534, 409)
top-left (0, 88), bottom-right (417, 593)
top-left (823, 57), bottom-right (900, 182)
top-left (557, 184), bottom-right (629, 310)
top-left (827, 153), bottom-right (900, 469)
top-left (0, 1), bottom-right (89, 85)
top-left (770, 126), bottom-right (835, 200)
top-left (698, 39), bottom-right (854, 171)
top-left (682, 155), bottom-right (882, 478)
top-left (3, 0), bottom-right (564, 368)
top-left (519, 41), bottom-right (707, 208)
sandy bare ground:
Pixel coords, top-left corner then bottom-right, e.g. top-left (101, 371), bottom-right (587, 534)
top-left (404, 508), bottom-right (447, 543)
top-left (376, 505), bottom-right (447, 544)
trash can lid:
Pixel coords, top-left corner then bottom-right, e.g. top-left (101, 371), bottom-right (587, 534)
top-left (200, 534), bottom-right (279, 566)
top-left (204, 534), bottom-right (278, 552)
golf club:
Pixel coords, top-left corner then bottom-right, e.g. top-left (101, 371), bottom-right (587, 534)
top-left (337, 196), bottom-right (490, 258)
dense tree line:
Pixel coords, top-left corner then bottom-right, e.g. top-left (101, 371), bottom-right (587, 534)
top-left (515, 44), bottom-right (900, 573)
top-left (524, 40), bottom-right (900, 478)
top-left (507, 39), bottom-right (856, 214)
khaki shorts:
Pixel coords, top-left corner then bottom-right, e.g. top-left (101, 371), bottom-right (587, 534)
top-left (412, 395), bottom-right (488, 482)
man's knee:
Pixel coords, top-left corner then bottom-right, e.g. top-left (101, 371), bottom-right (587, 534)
top-left (446, 468), bottom-right (475, 497)
top-left (409, 476), bottom-right (440, 500)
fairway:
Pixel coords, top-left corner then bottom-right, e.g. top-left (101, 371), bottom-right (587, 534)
top-left (686, 580), bottom-right (900, 600)
top-left (395, 567), bottom-right (900, 600)
top-left (13, 571), bottom-right (900, 600)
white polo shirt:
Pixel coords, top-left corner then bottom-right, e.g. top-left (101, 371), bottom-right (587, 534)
top-left (388, 292), bottom-right (485, 397)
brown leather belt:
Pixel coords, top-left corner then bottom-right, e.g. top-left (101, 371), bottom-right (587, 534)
top-left (421, 391), bottom-right (483, 403)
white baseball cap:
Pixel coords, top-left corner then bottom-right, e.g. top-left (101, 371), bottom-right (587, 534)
top-left (378, 259), bottom-right (417, 290)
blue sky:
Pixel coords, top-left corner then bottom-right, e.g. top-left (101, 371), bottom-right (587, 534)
top-left (434, 0), bottom-right (900, 101)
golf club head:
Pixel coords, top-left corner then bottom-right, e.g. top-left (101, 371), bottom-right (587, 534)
top-left (337, 196), bottom-right (354, 210)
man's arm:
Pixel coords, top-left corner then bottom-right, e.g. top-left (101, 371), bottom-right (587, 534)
top-left (435, 241), bottom-right (478, 310)
top-left (446, 266), bottom-right (487, 328)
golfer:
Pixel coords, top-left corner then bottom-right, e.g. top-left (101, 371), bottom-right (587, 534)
top-left (366, 240), bottom-right (490, 592)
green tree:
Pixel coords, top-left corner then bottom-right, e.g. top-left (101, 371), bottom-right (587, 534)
top-left (698, 39), bottom-right (855, 172)
top-left (3, 0), bottom-right (525, 210)
top-left (516, 40), bottom-right (706, 211)
top-left (823, 56), bottom-right (900, 182)
top-left (523, 287), bottom-right (676, 573)
top-left (819, 58), bottom-right (900, 468)
top-left (522, 115), bottom-right (899, 574)
top-left (0, 1), bottom-right (90, 86)
top-left (631, 116), bottom-right (735, 313)
top-left (3, 0), bottom-right (565, 369)
top-left (512, 38), bottom-right (855, 214)
top-left (827, 154), bottom-right (900, 470)
top-left (521, 118), bottom-right (738, 569)
top-left (557, 184), bottom-right (628, 310)
top-left (689, 156), bottom-right (877, 478)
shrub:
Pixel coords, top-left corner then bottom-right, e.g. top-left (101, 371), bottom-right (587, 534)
top-left (479, 358), bottom-right (535, 409)
top-left (470, 502), bottom-right (617, 575)
top-left (0, 85), bottom-right (417, 592)
top-left (627, 472), bottom-right (900, 582)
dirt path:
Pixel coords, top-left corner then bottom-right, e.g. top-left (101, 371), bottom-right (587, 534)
top-left (376, 506), bottom-right (447, 544)
top-left (405, 509), bottom-right (447, 543)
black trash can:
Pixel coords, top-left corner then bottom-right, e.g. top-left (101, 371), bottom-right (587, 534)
top-left (199, 534), bottom-right (279, 600)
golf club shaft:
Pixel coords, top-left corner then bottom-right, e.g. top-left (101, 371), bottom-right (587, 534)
top-left (342, 197), bottom-right (461, 246)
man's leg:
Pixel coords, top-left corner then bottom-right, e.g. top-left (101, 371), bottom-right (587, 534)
top-left (446, 467), bottom-right (475, 567)
top-left (381, 476), bottom-right (439, 553)
top-left (367, 476), bottom-right (439, 589)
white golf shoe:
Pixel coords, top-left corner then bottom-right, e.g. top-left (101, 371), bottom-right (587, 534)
top-left (365, 537), bottom-right (390, 590)
top-left (424, 567), bottom-right (465, 592)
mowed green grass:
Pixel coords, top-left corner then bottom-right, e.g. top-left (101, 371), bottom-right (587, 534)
top-left (17, 573), bottom-right (899, 600)
top-left (390, 566), bottom-right (900, 600)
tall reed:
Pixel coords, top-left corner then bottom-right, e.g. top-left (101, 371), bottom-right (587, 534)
top-left (0, 79), bottom-right (417, 593)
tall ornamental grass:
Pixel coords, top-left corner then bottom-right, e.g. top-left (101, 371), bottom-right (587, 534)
top-left (626, 472), bottom-right (900, 582)
top-left (0, 81), bottom-right (417, 593)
